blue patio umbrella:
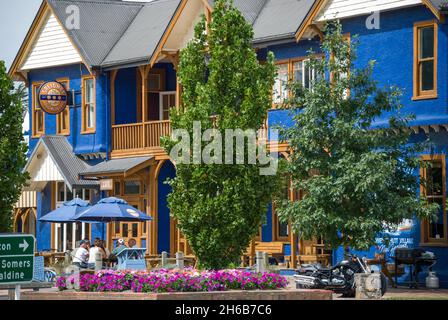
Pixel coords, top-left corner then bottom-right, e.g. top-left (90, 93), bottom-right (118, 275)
top-left (74, 197), bottom-right (152, 223)
top-left (39, 198), bottom-right (91, 223)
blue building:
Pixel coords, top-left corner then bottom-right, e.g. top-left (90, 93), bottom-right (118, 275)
top-left (8, 0), bottom-right (448, 287)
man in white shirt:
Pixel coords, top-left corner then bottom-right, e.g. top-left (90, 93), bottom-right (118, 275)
top-left (73, 240), bottom-right (89, 269)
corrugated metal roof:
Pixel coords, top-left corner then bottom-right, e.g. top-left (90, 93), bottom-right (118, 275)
top-left (102, 0), bottom-right (181, 68)
top-left (47, 0), bottom-right (144, 67)
top-left (24, 135), bottom-right (99, 190)
top-left (80, 156), bottom-right (154, 177)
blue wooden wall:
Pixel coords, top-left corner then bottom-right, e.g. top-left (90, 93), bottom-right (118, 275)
top-left (27, 64), bottom-right (109, 156)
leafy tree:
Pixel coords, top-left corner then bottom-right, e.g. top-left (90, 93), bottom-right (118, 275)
top-left (162, 0), bottom-right (277, 269)
top-left (0, 61), bottom-right (29, 232)
top-left (276, 22), bottom-right (437, 250)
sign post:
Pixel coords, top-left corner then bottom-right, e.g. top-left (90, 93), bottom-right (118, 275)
top-left (0, 234), bottom-right (35, 300)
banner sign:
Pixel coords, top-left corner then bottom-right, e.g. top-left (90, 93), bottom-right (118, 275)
top-left (38, 81), bottom-right (68, 115)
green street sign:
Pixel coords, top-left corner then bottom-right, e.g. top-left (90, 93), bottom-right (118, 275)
top-left (0, 234), bottom-right (35, 285)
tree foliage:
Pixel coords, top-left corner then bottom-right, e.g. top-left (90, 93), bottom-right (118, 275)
top-left (162, 0), bottom-right (277, 269)
top-left (0, 61), bottom-right (29, 232)
top-left (276, 22), bottom-right (437, 250)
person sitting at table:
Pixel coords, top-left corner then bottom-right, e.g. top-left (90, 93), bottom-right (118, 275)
top-left (128, 238), bottom-right (137, 249)
top-left (112, 239), bottom-right (127, 255)
top-left (109, 239), bottom-right (127, 266)
top-left (100, 239), bottom-right (110, 257)
top-left (73, 240), bottom-right (89, 269)
top-left (88, 239), bottom-right (107, 269)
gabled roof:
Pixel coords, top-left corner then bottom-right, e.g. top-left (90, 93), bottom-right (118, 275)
top-left (208, 0), bottom-right (316, 43)
top-left (47, 0), bottom-right (144, 67)
top-left (252, 0), bottom-right (316, 43)
top-left (9, 0), bottom-right (181, 76)
top-left (102, 0), bottom-right (182, 69)
top-left (24, 135), bottom-right (99, 191)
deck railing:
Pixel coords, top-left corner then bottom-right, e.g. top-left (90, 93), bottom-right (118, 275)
top-left (112, 120), bottom-right (268, 154)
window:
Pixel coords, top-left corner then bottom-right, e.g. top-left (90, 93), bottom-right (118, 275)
top-left (124, 180), bottom-right (141, 195)
top-left (421, 155), bottom-right (447, 245)
top-left (32, 82), bottom-right (45, 137)
top-left (82, 76), bottom-right (95, 133)
top-left (273, 175), bottom-right (291, 241)
top-left (54, 183), bottom-right (91, 252)
top-left (293, 59), bottom-right (316, 90)
top-left (273, 58), bottom-right (319, 107)
top-left (56, 79), bottom-right (70, 135)
top-left (414, 21), bottom-right (438, 99)
top-left (160, 92), bottom-right (176, 120)
top-left (273, 62), bottom-right (289, 105)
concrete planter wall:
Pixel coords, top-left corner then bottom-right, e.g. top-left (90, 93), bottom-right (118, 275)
top-left (22, 289), bottom-right (333, 301)
top-left (355, 273), bottom-right (382, 300)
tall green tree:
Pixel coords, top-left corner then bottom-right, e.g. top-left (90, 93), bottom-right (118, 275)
top-left (162, 0), bottom-right (277, 269)
top-left (276, 22), bottom-right (437, 250)
top-left (0, 61), bottom-right (29, 232)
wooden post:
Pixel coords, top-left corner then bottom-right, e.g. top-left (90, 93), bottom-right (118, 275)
top-left (149, 165), bottom-right (157, 255)
top-left (290, 231), bottom-right (298, 269)
top-left (139, 66), bottom-right (149, 148)
top-left (249, 239), bottom-right (256, 267)
top-left (110, 70), bottom-right (118, 126)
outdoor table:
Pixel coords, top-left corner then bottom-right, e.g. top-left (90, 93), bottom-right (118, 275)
top-left (116, 248), bottom-right (147, 271)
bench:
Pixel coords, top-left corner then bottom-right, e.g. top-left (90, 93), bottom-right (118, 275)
top-left (0, 282), bottom-right (54, 300)
top-left (244, 242), bottom-right (285, 265)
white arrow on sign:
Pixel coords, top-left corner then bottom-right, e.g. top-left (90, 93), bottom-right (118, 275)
top-left (19, 239), bottom-right (29, 252)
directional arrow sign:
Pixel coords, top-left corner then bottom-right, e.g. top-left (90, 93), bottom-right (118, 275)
top-left (0, 234), bottom-right (35, 285)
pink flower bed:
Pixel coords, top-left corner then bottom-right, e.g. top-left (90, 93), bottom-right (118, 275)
top-left (56, 269), bottom-right (288, 293)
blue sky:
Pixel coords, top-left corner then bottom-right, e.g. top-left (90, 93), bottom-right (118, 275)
top-left (0, 0), bottom-right (42, 69)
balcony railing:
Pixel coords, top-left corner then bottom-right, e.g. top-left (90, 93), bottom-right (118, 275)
top-left (111, 120), bottom-right (269, 156)
top-left (112, 120), bottom-right (171, 155)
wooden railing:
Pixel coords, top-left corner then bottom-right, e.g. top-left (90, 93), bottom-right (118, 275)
top-left (112, 120), bottom-right (171, 153)
top-left (112, 120), bottom-right (268, 154)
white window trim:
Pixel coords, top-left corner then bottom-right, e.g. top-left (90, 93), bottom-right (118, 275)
top-left (159, 91), bottom-right (177, 120)
top-left (54, 183), bottom-right (91, 252)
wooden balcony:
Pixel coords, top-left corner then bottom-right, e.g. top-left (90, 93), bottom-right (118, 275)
top-left (111, 120), bottom-right (269, 159)
top-left (111, 120), bottom-right (171, 158)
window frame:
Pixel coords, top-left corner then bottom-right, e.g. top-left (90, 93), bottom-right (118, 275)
top-left (420, 154), bottom-right (447, 246)
top-left (56, 78), bottom-right (70, 136)
top-left (81, 75), bottom-right (96, 134)
top-left (159, 91), bottom-right (177, 120)
top-left (272, 55), bottom-right (323, 109)
top-left (413, 21), bottom-right (438, 100)
top-left (272, 175), bottom-right (293, 242)
top-left (31, 81), bottom-right (45, 138)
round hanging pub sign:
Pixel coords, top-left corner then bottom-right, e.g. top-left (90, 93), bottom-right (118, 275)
top-left (38, 81), bottom-right (68, 115)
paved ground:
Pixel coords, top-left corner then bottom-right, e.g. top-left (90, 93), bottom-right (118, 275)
top-left (381, 287), bottom-right (448, 300)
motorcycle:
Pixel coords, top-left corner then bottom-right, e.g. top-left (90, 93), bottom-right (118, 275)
top-left (294, 254), bottom-right (387, 297)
